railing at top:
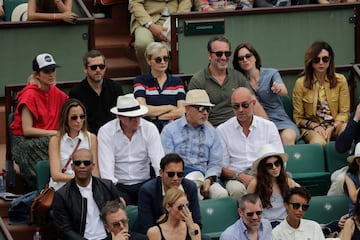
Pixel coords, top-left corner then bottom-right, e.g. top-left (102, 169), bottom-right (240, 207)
top-left (170, 3), bottom-right (360, 74)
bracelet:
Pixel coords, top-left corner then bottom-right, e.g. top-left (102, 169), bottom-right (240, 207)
top-left (312, 125), bottom-right (322, 130)
top-left (304, 120), bottom-right (312, 128)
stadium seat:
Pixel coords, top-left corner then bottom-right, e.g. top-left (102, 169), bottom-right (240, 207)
top-left (125, 205), bottom-right (138, 231)
top-left (35, 160), bottom-right (50, 193)
top-left (324, 141), bottom-right (352, 174)
top-left (284, 144), bottom-right (331, 196)
top-left (199, 197), bottom-right (239, 239)
top-left (3, 0), bottom-right (28, 21)
top-left (304, 194), bottom-right (348, 224)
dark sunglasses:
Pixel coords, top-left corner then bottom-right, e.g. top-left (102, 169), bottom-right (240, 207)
top-left (232, 101), bottom-right (253, 110)
top-left (289, 202), bottom-right (310, 211)
top-left (177, 203), bottom-right (189, 211)
top-left (191, 105), bottom-right (211, 113)
top-left (42, 68), bottom-right (56, 74)
top-left (312, 56), bottom-right (330, 64)
top-left (70, 114), bottom-right (86, 121)
top-left (210, 51), bottom-right (232, 58)
top-left (111, 219), bottom-right (129, 228)
top-left (166, 171), bottom-right (184, 178)
top-left (73, 160), bottom-right (92, 166)
top-left (153, 56), bottom-right (170, 64)
top-left (238, 53), bottom-right (254, 61)
top-left (265, 160), bottom-right (282, 170)
top-left (245, 211), bottom-right (262, 217)
top-left (88, 64), bottom-right (106, 70)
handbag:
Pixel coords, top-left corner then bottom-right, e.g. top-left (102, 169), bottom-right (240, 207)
top-left (30, 139), bottom-right (82, 223)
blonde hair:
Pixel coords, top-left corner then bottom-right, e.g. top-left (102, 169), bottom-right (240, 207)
top-left (27, 72), bottom-right (57, 87)
top-left (157, 188), bottom-right (186, 224)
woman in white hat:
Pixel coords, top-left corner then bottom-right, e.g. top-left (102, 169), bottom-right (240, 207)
top-left (344, 143), bottom-right (360, 217)
top-left (247, 144), bottom-right (298, 228)
top-left (133, 42), bottom-right (185, 132)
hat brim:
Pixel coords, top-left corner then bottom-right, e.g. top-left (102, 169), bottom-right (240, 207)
top-left (347, 155), bottom-right (360, 163)
top-left (183, 102), bottom-right (215, 107)
top-left (40, 64), bottom-right (59, 71)
top-left (252, 152), bottom-right (288, 171)
top-left (110, 105), bottom-right (148, 117)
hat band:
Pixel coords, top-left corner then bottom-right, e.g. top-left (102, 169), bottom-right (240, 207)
top-left (117, 105), bottom-right (140, 112)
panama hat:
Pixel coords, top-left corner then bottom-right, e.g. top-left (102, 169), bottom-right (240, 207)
top-left (347, 142), bottom-right (360, 163)
top-left (252, 144), bottom-right (288, 171)
top-left (110, 94), bottom-right (148, 117)
top-left (183, 89), bottom-right (214, 107)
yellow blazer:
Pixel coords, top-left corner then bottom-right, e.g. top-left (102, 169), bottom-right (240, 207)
top-left (292, 73), bottom-right (350, 137)
top-left (129, 0), bottom-right (192, 33)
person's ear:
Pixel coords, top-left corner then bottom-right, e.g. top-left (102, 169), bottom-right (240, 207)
top-left (237, 208), bottom-right (243, 218)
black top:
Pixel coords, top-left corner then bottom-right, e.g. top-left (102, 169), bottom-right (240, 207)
top-left (157, 224), bottom-right (191, 240)
top-left (69, 77), bottom-right (123, 134)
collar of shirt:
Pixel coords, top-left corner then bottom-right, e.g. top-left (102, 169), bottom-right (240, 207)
top-left (77, 177), bottom-right (93, 197)
top-left (232, 115), bottom-right (262, 131)
top-left (238, 218), bottom-right (265, 238)
top-left (284, 217), bottom-right (305, 232)
top-left (63, 130), bottom-right (87, 142)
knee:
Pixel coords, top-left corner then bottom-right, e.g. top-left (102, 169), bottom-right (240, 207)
top-left (281, 129), bottom-right (297, 145)
top-left (225, 180), bottom-right (247, 200)
top-left (209, 183), bottom-right (229, 199)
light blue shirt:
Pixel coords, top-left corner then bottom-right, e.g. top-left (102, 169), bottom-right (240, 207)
top-left (220, 218), bottom-right (272, 240)
top-left (161, 115), bottom-right (222, 178)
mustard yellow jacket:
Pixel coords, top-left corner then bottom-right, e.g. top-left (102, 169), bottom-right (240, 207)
top-left (292, 73), bottom-right (350, 137)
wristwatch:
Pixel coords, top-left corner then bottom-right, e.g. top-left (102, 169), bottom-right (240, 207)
top-left (144, 21), bottom-right (153, 28)
top-left (190, 229), bottom-right (199, 236)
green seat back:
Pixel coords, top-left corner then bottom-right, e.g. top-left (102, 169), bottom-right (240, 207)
top-left (324, 141), bottom-right (352, 174)
top-left (3, 0), bottom-right (28, 21)
top-left (304, 195), bottom-right (348, 224)
top-left (280, 95), bottom-right (293, 120)
top-left (35, 160), bottom-right (50, 192)
top-left (200, 197), bottom-right (239, 238)
top-left (125, 205), bottom-right (138, 231)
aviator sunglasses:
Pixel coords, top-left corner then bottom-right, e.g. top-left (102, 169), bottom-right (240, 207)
top-left (232, 101), bottom-right (253, 110)
top-left (312, 56), bottom-right (330, 64)
top-left (245, 211), bottom-right (262, 217)
top-left (166, 171), bottom-right (184, 178)
top-left (88, 64), bottom-right (106, 70)
top-left (289, 202), bottom-right (310, 211)
top-left (111, 219), bottom-right (129, 228)
top-left (73, 160), bottom-right (92, 166)
top-left (238, 53), bottom-right (254, 61)
top-left (265, 160), bottom-right (282, 170)
top-left (153, 56), bottom-right (170, 64)
top-left (210, 51), bottom-right (232, 58)
top-left (70, 114), bottom-right (86, 121)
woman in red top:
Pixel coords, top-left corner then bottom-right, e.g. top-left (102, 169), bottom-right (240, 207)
top-left (10, 53), bottom-right (67, 191)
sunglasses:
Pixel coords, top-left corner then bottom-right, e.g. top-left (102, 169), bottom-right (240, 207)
top-left (232, 101), bottom-right (253, 110)
top-left (88, 64), bottom-right (106, 71)
top-left (166, 171), bottom-right (184, 178)
top-left (210, 51), bottom-right (232, 58)
top-left (70, 114), bottom-right (86, 121)
top-left (177, 203), bottom-right (189, 211)
top-left (191, 105), bottom-right (211, 113)
top-left (265, 160), bottom-right (282, 170)
top-left (238, 53), bottom-right (254, 61)
top-left (245, 211), bottom-right (262, 217)
top-left (111, 219), bottom-right (129, 228)
top-left (312, 56), bottom-right (330, 64)
top-left (289, 202), bottom-right (310, 211)
top-left (73, 160), bottom-right (92, 166)
top-left (42, 68), bottom-right (56, 74)
top-left (153, 56), bottom-right (170, 64)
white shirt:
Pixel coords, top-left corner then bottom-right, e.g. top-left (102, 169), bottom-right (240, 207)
top-left (216, 116), bottom-right (283, 172)
top-left (77, 178), bottom-right (107, 240)
top-left (271, 218), bottom-right (325, 240)
top-left (49, 131), bottom-right (91, 190)
top-left (98, 118), bottom-right (164, 185)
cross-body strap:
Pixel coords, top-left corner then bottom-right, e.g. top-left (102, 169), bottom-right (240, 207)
top-left (61, 139), bottom-right (82, 173)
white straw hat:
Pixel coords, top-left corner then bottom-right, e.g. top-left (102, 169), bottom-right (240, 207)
top-left (252, 144), bottom-right (288, 171)
top-left (110, 94), bottom-right (148, 117)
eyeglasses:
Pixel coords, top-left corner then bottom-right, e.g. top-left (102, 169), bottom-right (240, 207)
top-left (111, 219), bottom-right (129, 228)
top-left (177, 203), bottom-right (189, 211)
top-left (238, 53), bottom-right (254, 61)
top-left (153, 56), bottom-right (170, 64)
top-left (312, 56), bottom-right (330, 64)
top-left (265, 160), bottom-right (282, 170)
top-left (70, 114), bottom-right (86, 121)
top-left (232, 101), bottom-right (253, 110)
top-left (191, 105), bottom-right (211, 113)
top-left (73, 160), bottom-right (92, 166)
top-left (210, 51), bottom-right (232, 58)
top-left (42, 68), bottom-right (56, 74)
top-left (166, 171), bottom-right (184, 178)
top-left (245, 211), bottom-right (262, 217)
top-left (88, 64), bottom-right (106, 71)
top-left (289, 202), bottom-right (310, 211)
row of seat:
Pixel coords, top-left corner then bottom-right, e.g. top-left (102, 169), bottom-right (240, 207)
top-left (285, 141), bottom-right (352, 196)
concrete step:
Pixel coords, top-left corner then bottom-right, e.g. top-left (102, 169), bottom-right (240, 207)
top-left (105, 57), bottom-right (141, 78)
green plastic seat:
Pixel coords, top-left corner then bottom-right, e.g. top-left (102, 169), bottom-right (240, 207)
top-left (304, 194), bottom-right (348, 224)
top-left (125, 205), bottom-right (138, 231)
top-left (35, 160), bottom-right (50, 193)
top-left (284, 144), bottom-right (331, 196)
top-left (200, 197), bottom-right (239, 239)
top-left (324, 141), bottom-right (352, 174)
